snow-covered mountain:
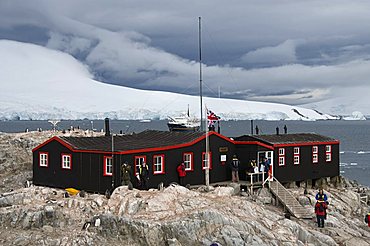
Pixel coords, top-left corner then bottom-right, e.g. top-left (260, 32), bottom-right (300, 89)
top-left (0, 40), bottom-right (337, 121)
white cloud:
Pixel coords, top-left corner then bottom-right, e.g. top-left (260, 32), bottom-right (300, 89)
top-left (1, 0), bottom-right (370, 112)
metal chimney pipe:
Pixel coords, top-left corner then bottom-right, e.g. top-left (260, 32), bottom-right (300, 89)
top-left (105, 118), bottom-right (110, 136)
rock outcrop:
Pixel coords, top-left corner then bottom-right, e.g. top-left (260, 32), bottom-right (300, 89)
top-left (0, 131), bottom-right (369, 245)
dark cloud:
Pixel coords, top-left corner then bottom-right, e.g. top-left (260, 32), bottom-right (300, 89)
top-left (1, 0), bottom-right (370, 110)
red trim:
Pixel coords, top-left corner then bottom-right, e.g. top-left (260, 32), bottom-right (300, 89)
top-left (39, 152), bottom-right (49, 167)
top-left (202, 152), bottom-right (212, 170)
top-left (234, 141), bottom-right (274, 150)
top-left (134, 156), bottom-right (146, 175)
top-left (32, 136), bottom-right (114, 154)
top-left (183, 152), bottom-right (194, 171)
top-left (103, 156), bottom-right (113, 176)
top-left (61, 153), bottom-right (72, 170)
top-left (153, 154), bottom-right (165, 175)
top-left (274, 141), bottom-right (339, 147)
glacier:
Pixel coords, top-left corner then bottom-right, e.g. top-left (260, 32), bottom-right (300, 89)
top-left (0, 40), bottom-right (337, 121)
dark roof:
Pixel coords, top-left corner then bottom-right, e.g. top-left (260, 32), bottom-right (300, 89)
top-left (235, 133), bottom-right (337, 145)
top-left (60, 130), bottom-right (205, 152)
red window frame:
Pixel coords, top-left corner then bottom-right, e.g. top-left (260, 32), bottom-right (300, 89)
top-left (61, 153), bottom-right (72, 170)
top-left (278, 148), bottom-right (285, 166)
top-left (39, 152), bottom-right (49, 167)
top-left (202, 152), bottom-right (212, 170)
top-left (293, 147), bottom-right (300, 165)
top-left (103, 156), bottom-right (113, 176)
top-left (153, 154), bottom-right (165, 175)
top-left (312, 146), bottom-right (318, 164)
top-left (325, 145), bottom-right (332, 162)
top-left (134, 155), bottom-right (146, 175)
top-left (183, 152), bottom-right (194, 171)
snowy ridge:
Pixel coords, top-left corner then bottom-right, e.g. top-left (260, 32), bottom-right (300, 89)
top-left (0, 40), bottom-right (336, 121)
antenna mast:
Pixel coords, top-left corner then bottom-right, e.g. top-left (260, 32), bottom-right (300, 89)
top-left (199, 16), bottom-right (203, 131)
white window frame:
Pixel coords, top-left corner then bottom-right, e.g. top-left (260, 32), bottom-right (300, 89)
top-left (293, 155), bottom-right (300, 165)
top-left (39, 152), bottom-right (48, 167)
top-left (134, 156), bottom-right (146, 175)
top-left (279, 148), bottom-right (285, 156)
top-left (153, 155), bottom-right (164, 174)
top-left (278, 156), bottom-right (285, 166)
top-left (183, 152), bottom-right (193, 171)
top-left (104, 156), bottom-right (113, 176)
top-left (313, 153), bottom-right (318, 163)
top-left (313, 146), bottom-right (318, 154)
top-left (294, 147), bottom-right (300, 155)
top-left (325, 145), bottom-right (332, 162)
top-left (61, 154), bottom-right (71, 169)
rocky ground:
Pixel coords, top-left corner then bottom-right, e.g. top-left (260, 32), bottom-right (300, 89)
top-left (0, 131), bottom-right (369, 245)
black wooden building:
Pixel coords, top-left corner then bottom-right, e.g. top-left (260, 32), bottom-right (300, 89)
top-left (33, 130), bottom-right (340, 193)
top-left (234, 133), bottom-right (340, 183)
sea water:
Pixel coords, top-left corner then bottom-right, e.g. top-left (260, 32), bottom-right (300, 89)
top-left (0, 119), bottom-right (369, 187)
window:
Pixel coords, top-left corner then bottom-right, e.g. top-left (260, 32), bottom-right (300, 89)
top-left (293, 147), bottom-right (300, 165)
top-left (153, 154), bottom-right (165, 174)
top-left (134, 156), bottom-right (146, 175)
top-left (294, 147), bottom-right (300, 155)
top-left (183, 152), bottom-right (193, 171)
top-left (312, 146), bottom-right (318, 164)
top-left (326, 145), bottom-right (331, 153)
top-left (313, 154), bottom-right (318, 163)
top-left (279, 148), bottom-right (285, 156)
top-left (279, 156), bottom-right (285, 166)
top-left (294, 155), bottom-right (300, 165)
top-left (202, 152), bottom-right (212, 170)
top-left (61, 154), bottom-right (72, 169)
top-left (278, 148), bottom-right (285, 166)
top-left (39, 152), bottom-right (48, 167)
top-left (326, 145), bottom-right (332, 162)
top-left (104, 156), bottom-right (113, 176)
top-left (312, 146), bottom-right (318, 154)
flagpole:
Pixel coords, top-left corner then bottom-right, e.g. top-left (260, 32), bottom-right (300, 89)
top-left (199, 16), bottom-right (204, 131)
top-left (205, 106), bottom-right (209, 187)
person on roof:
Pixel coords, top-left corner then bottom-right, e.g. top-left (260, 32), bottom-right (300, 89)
top-left (177, 162), bottom-right (186, 186)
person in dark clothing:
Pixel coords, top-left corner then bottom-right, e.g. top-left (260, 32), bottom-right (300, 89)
top-left (139, 162), bottom-right (149, 190)
top-left (121, 162), bottom-right (131, 186)
top-left (177, 162), bottom-right (186, 186)
top-left (315, 200), bottom-right (328, 228)
top-left (365, 212), bottom-right (370, 227)
top-left (231, 155), bottom-right (240, 182)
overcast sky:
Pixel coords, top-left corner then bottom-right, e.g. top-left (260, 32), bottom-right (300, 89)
top-left (1, 0), bottom-right (370, 108)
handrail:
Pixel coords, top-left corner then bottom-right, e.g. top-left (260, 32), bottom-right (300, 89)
top-left (268, 176), bottom-right (298, 216)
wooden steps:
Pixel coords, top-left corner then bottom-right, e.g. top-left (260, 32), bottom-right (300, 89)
top-left (269, 179), bottom-right (313, 219)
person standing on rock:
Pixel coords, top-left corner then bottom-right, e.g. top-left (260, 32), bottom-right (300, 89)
top-left (315, 199), bottom-right (328, 228)
top-left (121, 162), bottom-right (131, 186)
top-left (365, 211), bottom-right (370, 227)
top-left (177, 162), bottom-right (186, 186)
top-left (315, 189), bottom-right (328, 203)
top-left (231, 155), bottom-right (240, 183)
top-left (139, 162), bottom-right (149, 190)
